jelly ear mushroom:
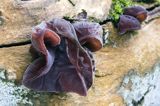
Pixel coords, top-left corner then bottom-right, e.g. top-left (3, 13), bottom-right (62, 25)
top-left (123, 6), bottom-right (148, 22)
top-left (32, 21), bottom-right (61, 47)
top-left (118, 15), bottom-right (141, 35)
top-left (23, 19), bottom-right (95, 96)
top-left (73, 21), bottom-right (103, 52)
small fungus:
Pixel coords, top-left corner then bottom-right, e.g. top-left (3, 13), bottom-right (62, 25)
top-left (118, 15), bottom-right (141, 35)
top-left (123, 6), bottom-right (148, 22)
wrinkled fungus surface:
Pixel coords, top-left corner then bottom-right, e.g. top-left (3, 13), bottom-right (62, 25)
top-left (22, 19), bottom-right (102, 96)
top-left (118, 15), bottom-right (141, 35)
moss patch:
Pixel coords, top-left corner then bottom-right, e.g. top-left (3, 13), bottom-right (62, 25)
top-left (109, 0), bottom-right (133, 23)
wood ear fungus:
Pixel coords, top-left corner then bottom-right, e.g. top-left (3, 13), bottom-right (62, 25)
top-left (123, 6), bottom-right (148, 22)
top-left (22, 19), bottom-right (102, 96)
top-left (118, 15), bottom-right (141, 35)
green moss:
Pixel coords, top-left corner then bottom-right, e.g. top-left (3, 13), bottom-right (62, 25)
top-left (157, 0), bottom-right (160, 3)
top-left (109, 0), bottom-right (133, 23)
top-left (88, 16), bottom-right (101, 23)
top-left (63, 16), bottom-right (76, 23)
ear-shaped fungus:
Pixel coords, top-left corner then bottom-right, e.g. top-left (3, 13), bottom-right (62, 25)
top-left (73, 21), bottom-right (103, 52)
top-left (22, 19), bottom-right (102, 96)
top-left (123, 6), bottom-right (148, 22)
top-left (118, 15), bottom-right (141, 35)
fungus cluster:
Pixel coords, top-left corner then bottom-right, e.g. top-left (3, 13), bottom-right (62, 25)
top-left (118, 6), bottom-right (148, 35)
top-left (22, 18), bottom-right (103, 96)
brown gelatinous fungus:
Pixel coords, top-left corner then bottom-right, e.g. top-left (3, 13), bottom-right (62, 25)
top-left (22, 18), bottom-right (102, 96)
top-left (123, 6), bottom-right (148, 22)
top-left (118, 15), bottom-right (141, 35)
top-left (73, 21), bottom-right (103, 52)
